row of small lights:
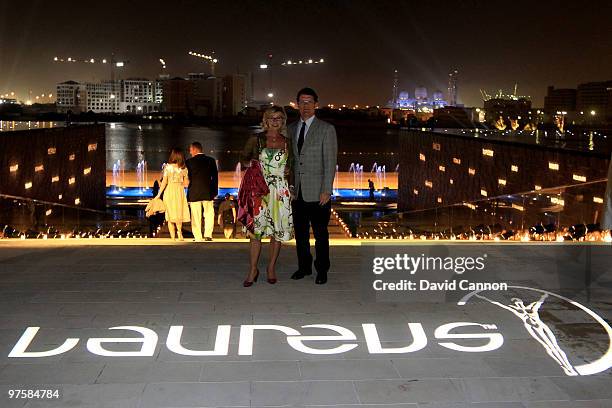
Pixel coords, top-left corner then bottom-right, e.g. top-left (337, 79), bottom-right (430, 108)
top-left (444, 128), bottom-right (608, 140)
top-left (8, 223), bottom-right (158, 240)
top-left (331, 209), bottom-right (353, 238)
top-left (355, 224), bottom-right (612, 242)
top-left (0, 121), bottom-right (59, 131)
top-left (53, 56), bottom-right (125, 67)
top-left (187, 51), bottom-right (218, 64)
top-left (10, 230), bottom-right (151, 240)
top-left (415, 145), bottom-right (589, 198)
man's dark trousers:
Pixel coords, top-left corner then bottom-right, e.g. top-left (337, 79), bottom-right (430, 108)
top-left (292, 189), bottom-right (331, 275)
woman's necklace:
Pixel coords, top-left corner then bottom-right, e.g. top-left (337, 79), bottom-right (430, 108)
top-left (268, 132), bottom-right (279, 146)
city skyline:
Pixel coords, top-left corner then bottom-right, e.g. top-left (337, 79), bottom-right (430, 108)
top-left (1, 0), bottom-right (611, 106)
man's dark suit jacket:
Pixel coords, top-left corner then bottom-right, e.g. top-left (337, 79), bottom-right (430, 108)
top-left (186, 154), bottom-right (218, 202)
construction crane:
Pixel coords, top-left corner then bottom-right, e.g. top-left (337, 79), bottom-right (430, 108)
top-left (52, 53), bottom-right (129, 82)
top-left (188, 51), bottom-right (218, 75)
top-left (259, 54), bottom-right (325, 69)
top-left (479, 89), bottom-right (492, 101)
top-left (258, 53), bottom-right (325, 102)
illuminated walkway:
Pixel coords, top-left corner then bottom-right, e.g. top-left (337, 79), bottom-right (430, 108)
top-left (0, 241), bottom-right (610, 407)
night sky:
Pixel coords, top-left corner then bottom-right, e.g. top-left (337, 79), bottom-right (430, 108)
top-left (1, 0), bottom-right (611, 107)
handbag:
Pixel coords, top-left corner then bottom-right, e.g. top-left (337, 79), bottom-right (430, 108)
top-left (145, 197), bottom-right (166, 218)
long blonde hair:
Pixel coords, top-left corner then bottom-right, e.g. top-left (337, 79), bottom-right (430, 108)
top-left (261, 105), bottom-right (288, 137)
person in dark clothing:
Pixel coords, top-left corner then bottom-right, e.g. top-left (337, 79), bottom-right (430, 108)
top-left (186, 142), bottom-right (218, 241)
top-left (368, 179), bottom-right (375, 200)
top-left (218, 193), bottom-right (237, 239)
top-left (151, 179), bottom-right (160, 198)
top-left (148, 175), bottom-right (164, 237)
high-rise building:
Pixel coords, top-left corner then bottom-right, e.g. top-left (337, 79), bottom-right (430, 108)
top-left (154, 79), bottom-right (164, 105)
top-left (390, 70), bottom-right (399, 108)
top-left (192, 75), bottom-right (224, 117)
top-left (483, 97), bottom-right (532, 123)
top-left (57, 79), bottom-right (161, 114)
top-left (81, 81), bottom-right (119, 113)
top-left (161, 77), bottom-right (195, 114)
top-left (56, 81), bottom-right (82, 113)
top-left (222, 74), bottom-right (248, 116)
top-left (544, 86), bottom-right (576, 114)
top-left (447, 70), bottom-right (458, 106)
top-left (119, 79), bottom-right (159, 113)
top-left (576, 81), bottom-right (612, 119)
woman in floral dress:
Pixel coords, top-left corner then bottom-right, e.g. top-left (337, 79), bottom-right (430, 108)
top-left (239, 106), bottom-right (294, 285)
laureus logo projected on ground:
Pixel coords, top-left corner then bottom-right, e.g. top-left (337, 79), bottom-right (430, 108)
top-left (7, 288), bottom-right (611, 376)
top-left (458, 286), bottom-right (612, 376)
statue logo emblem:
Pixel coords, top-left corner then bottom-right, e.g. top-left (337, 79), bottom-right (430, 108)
top-left (459, 285), bottom-right (612, 376)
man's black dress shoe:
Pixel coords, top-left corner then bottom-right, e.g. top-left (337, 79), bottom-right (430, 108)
top-left (290, 270), bottom-right (312, 280)
top-left (315, 273), bottom-right (328, 284)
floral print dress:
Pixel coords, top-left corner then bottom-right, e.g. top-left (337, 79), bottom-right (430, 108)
top-left (252, 148), bottom-right (294, 242)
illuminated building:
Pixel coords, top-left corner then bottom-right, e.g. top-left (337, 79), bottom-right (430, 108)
top-left (119, 79), bottom-right (160, 113)
top-left (483, 92), bottom-right (532, 124)
top-left (56, 81), bottom-right (82, 113)
top-left (395, 88), bottom-right (448, 112)
top-left (415, 86), bottom-right (428, 101)
top-left (82, 81), bottom-right (120, 113)
top-left (57, 79), bottom-right (163, 114)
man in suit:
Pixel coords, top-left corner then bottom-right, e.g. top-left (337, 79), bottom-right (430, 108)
top-left (288, 88), bottom-right (338, 284)
top-left (186, 141), bottom-right (218, 241)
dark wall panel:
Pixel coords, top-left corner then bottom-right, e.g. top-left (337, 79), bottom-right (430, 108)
top-left (398, 130), bottom-right (609, 212)
top-left (0, 125), bottom-right (106, 210)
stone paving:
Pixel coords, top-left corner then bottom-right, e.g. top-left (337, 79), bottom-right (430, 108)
top-left (0, 240), bottom-right (610, 408)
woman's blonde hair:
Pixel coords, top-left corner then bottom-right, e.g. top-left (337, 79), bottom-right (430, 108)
top-left (261, 105), bottom-right (288, 137)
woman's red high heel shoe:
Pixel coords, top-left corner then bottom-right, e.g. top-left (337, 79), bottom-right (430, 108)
top-left (243, 269), bottom-right (259, 287)
top-left (266, 267), bottom-right (277, 284)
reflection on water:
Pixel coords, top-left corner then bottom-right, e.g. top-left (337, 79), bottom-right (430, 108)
top-left (105, 122), bottom-right (401, 173)
top-left (106, 123), bottom-right (253, 173)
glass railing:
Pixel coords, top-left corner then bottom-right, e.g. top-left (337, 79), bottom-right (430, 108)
top-left (0, 194), bottom-right (151, 239)
top-left (341, 179), bottom-right (611, 242)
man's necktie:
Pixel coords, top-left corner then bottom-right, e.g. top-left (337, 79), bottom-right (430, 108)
top-left (297, 121), bottom-right (306, 154)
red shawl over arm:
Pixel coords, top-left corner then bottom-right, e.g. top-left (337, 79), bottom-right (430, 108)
top-left (237, 160), bottom-right (269, 233)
